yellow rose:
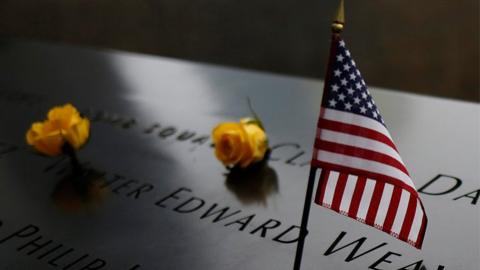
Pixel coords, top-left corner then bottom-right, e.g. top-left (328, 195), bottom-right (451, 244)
top-left (26, 104), bottom-right (90, 156)
top-left (212, 118), bottom-right (268, 168)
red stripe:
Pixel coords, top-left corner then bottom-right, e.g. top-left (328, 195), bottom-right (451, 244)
top-left (315, 139), bottom-right (409, 176)
top-left (317, 118), bottom-right (398, 152)
top-left (365, 181), bottom-right (385, 226)
top-left (347, 176), bottom-right (367, 219)
top-left (415, 212), bottom-right (428, 249)
top-left (399, 195), bottom-right (418, 242)
top-left (311, 149), bottom-right (319, 162)
top-left (331, 173), bottom-right (348, 211)
top-left (382, 186), bottom-right (402, 232)
top-left (311, 159), bottom-right (419, 199)
top-left (313, 171), bottom-right (427, 249)
top-left (314, 169), bottom-right (330, 205)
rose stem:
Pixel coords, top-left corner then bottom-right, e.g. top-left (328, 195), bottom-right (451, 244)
top-left (61, 143), bottom-right (82, 174)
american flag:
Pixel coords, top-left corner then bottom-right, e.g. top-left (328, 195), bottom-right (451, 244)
top-left (312, 37), bottom-right (427, 249)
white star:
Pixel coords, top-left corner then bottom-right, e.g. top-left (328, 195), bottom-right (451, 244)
top-left (343, 63), bottom-right (351, 71)
top-left (331, 84), bottom-right (340, 92)
top-left (362, 79), bottom-right (366, 86)
top-left (381, 119), bottom-right (385, 124)
top-left (338, 93), bottom-right (346, 101)
top-left (334, 69), bottom-right (341, 77)
top-left (336, 54), bottom-right (345, 62)
top-left (372, 111), bottom-right (378, 118)
top-left (347, 87), bottom-right (355, 95)
top-left (353, 97), bottom-right (361, 104)
top-left (329, 99), bottom-right (337, 107)
top-left (344, 102), bottom-right (352, 110)
top-left (339, 40), bottom-right (346, 47)
top-left (361, 92), bottom-right (368, 99)
top-left (360, 106), bottom-right (367, 114)
top-left (340, 78), bottom-right (348, 86)
top-left (349, 73), bottom-right (356, 80)
top-left (351, 60), bottom-right (356, 66)
top-left (356, 70), bottom-right (361, 76)
top-left (345, 50), bottom-right (351, 57)
top-left (355, 82), bottom-right (362, 89)
top-left (367, 101), bottom-right (373, 108)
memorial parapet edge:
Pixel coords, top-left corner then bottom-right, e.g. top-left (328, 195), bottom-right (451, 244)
top-left (0, 39), bottom-right (478, 270)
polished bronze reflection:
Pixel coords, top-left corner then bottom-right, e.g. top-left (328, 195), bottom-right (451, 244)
top-left (0, 39), bottom-right (477, 270)
top-left (225, 151), bottom-right (278, 206)
top-left (51, 168), bottom-right (110, 212)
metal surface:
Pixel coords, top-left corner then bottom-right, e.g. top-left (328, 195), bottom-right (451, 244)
top-left (0, 39), bottom-right (478, 270)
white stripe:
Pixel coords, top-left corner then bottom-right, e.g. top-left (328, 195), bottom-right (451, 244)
top-left (339, 175), bottom-right (358, 214)
top-left (391, 189), bottom-right (410, 235)
top-left (316, 150), bottom-right (415, 188)
top-left (322, 108), bottom-right (392, 140)
top-left (318, 129), bottom-right (404, 166)
top-left (374, 183), bottom-right (394, 227)
top-left (408, 202), bottom-right (424, 243)
top-left (356, 179), bottom-right (376, 221)
top-left (323, 171), bottom-right (340, 207)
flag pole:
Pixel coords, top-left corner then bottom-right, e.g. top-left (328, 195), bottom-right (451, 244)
top-left (292, 1), bottom-right (345, 270)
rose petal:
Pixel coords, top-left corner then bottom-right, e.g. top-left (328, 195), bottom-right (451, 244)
top-left (26, 104), bottom-right (90, 156)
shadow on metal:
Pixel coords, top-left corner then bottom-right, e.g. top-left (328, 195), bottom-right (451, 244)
top-left (51, 166), bottom-right (110, 213)
top-left (225, 151), bottom-right (279, 206)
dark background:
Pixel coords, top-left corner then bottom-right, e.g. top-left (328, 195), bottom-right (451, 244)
top-left (0, 0), bottom-right (478, 102)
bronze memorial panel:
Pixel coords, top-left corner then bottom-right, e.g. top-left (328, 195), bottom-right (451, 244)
top-left (0, 39), bottom-right (478, 269)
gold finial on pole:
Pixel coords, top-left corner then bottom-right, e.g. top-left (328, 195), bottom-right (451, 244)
top-left (332, 0), bottom-right (345, 33)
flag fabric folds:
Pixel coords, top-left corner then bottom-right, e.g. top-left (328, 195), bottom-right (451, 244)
top-left (312, 36), bottom-right (427, 249)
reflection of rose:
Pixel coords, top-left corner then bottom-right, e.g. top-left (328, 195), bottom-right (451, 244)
top-left (26, 104), bottom-right (90, 156)
top-left (212, 118), bottom-right (268, 168)
top-left (52, 169), bottom-right (109, 212)
top-left (225, 154), bottom-right (278, 205)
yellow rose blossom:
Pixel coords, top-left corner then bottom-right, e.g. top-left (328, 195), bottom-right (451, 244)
top-left (26, 104), bottom-right (90, 156)
top-left (212, 117), bottom-right (268, 168)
